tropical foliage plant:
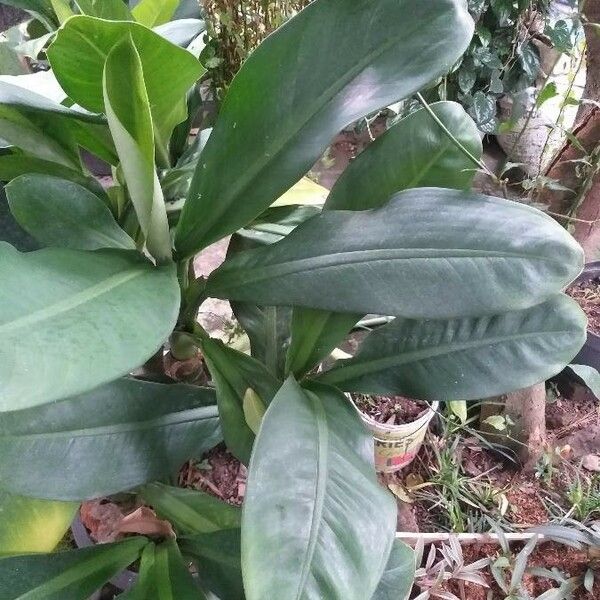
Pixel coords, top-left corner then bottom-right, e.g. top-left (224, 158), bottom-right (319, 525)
top-left (0, 0), bottom-right (589, 598)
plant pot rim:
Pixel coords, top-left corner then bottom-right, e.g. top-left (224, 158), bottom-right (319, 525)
top-left (348, 395), bottom-right (440, 433)
top-left (71, 512), bottom-right (138, 592)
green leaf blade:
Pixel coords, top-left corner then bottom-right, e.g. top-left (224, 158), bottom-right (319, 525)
top-left (206, 189), bottom-right (584, 319)
top-left (326, 101), bottom-right (482, 211)
top-left (141, 482), bottom-right (241, 536)
top-left (103, 35), bottom-right (172, 262)
top-left (120, 540), bottom-right (205, 600)
top-left (6, 174), bottom-right (135, 251)
top-left (242, 378), bottom-right (396, 600)
top-left (0, 245), bottom-right (180, 411)
top-left (175, 0), bottom-right (474, 257)
top-left (198, 334), bottom-right (281, 464)
top-left (319, 295), bottom-right (587, 401)
top-left (0, 378), bottom-right (221, 500)
top-left (372, 540), bottom-right (415, 600)
top-left (0, 538), bottom-right (148, 600)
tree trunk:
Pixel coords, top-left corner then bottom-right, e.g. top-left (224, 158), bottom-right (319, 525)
top-left (480, 384), bottom-right (547, 470)
top-left (540, 0), bottom-right (600, 259)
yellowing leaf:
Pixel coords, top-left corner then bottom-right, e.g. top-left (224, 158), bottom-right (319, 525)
top-left (243, 388), bottom-right (266, 435)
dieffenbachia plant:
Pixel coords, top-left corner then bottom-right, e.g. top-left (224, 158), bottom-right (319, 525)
top-left (0, 0), bottom-right (587, 598)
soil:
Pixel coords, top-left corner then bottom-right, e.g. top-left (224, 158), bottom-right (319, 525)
top-left (567, 277), bottom-right (600, 335)
top-left (441, 542), bottom-right (599, 600)
top-left (353, 393), bottom-right (429, 425)
top-left (179, 444), bottom-right (247, 506)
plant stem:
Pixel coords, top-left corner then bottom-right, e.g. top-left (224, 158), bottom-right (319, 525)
top-left (416, 93), bottom-right (499, 182)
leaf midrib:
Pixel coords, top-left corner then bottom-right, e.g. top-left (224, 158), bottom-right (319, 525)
top-left (0, 267), bottom-right (144, 335)
top-left (294, 391), bottom-right (328, 599)
top-left (210, 248), bottom-right (563, 291)
top-left (320, 329), bottom-right (578, 384)
top-left (1, 405), bottom-right (218, 440)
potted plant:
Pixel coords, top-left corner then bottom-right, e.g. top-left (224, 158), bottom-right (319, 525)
top-left (0, 0), bottom-right (589, 598)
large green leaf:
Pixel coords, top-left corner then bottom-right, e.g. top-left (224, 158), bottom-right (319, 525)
top-left (285, 308), bottom-right (359, 377)
top-left (372, 540), bottom-right (415, 600)
top-left (326, 101), bottom-right (482, 211)
top-left (228, 232), bottom-right (292, 378)
top-left (180, 529), bottom-right (244, 600)
top-left (242, 378), bottom-right (396, 600)
top-left (0, 538), bottom-right (148, 599)
top-left (47, 16), bottom-right (204, 150)
top-left (0, 79), bottom-right (115, 168)
top-left (132, 0), bottom-right (179, 26)
top-left (288, 102), bottom-right (482, 376)
top-left (141, 483), bottom-right (241, 535)
top-left (0, 79), bottom-right (103, 123)
top-left (0, 244), bottom-right (179, 411)
top-left (206, 188), bottom-right (584, 319)
top-left (120, 541), bottom-right (204, 600)
top-left (0, 104), bottom-right (79, 168)
top-left (0, 491), bottom-right (77, 555)
top-left (0, 184), bottom-right (39, 251)
top-left (197, 332), bottom-right (281, 464)
top-left (319, 295), bottom-right (586, 401)
top-left (231, 302), bottom-right (291, 377)
top-left (0, 378), bottom-right (221, 500)
top-left (7, 174), bottom-right (135, 250)
top-left (103, 36), bottom-right (171, 262)
top-left (0, 154), bottom-right (105, 196)
top-left (174, 0), bottom-right (474, 257)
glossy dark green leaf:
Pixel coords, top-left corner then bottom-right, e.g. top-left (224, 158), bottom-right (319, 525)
top-left (207, 188), bottom-right (584, 319)
top-left (0, 185), bottom-right (39, 251)
top-left (290, 102), bottom-right (482, 377)
top-left (7, 174), bottom-right (135, 250)
top-left (180, 529), bottom-right (244, 600)
top-left (132, 0), bottom-right (179, 27)
top-left (0, 490), bottom-right (77, 555)
top-left (0, 378), bottom-right (221, 500)
top-left (74, 0), bottom-right (133, 20)
top-left (48, 16), bottom-right (204, 150)
top-left (174, 0), bottom-right (474, 257)
top-left (103, 35), bottom-right (172, 262)
top-left (232, 302), bottom-right (291, 377)
top-left (0, 79), bottom-right (114, 168)
top-left (0, 154), bottom-right (105, 196)
top-left (120, 541), bottom-right (204, 600)
top-left (372, 540), bottom-right (415, 600)
top-left (325, 102), bottom-right (482, 211)
top-left (0, 245), bottom-right (179, 411)
top-left (141, 482), bottom-right (241, 535)
top-left (242, 378), bottom-right (396, 600)
top-left (228, 229), bottom-right (291, 377)
top-left (285, 309), bottom-right (359, 377)
top-left (0, 79), bottom-right (102, 123)
top-left (0, 538), bottom-right (147, 599)
top-left (238, 204), bottom-right (321, 246)
top-left (197, 332), bottom-right (281, 464)
top-left (320, 295), bottom-right (586, 401)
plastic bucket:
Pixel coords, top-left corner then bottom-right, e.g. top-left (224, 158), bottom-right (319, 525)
top-left (353, 400), bottom-right (439, 473)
